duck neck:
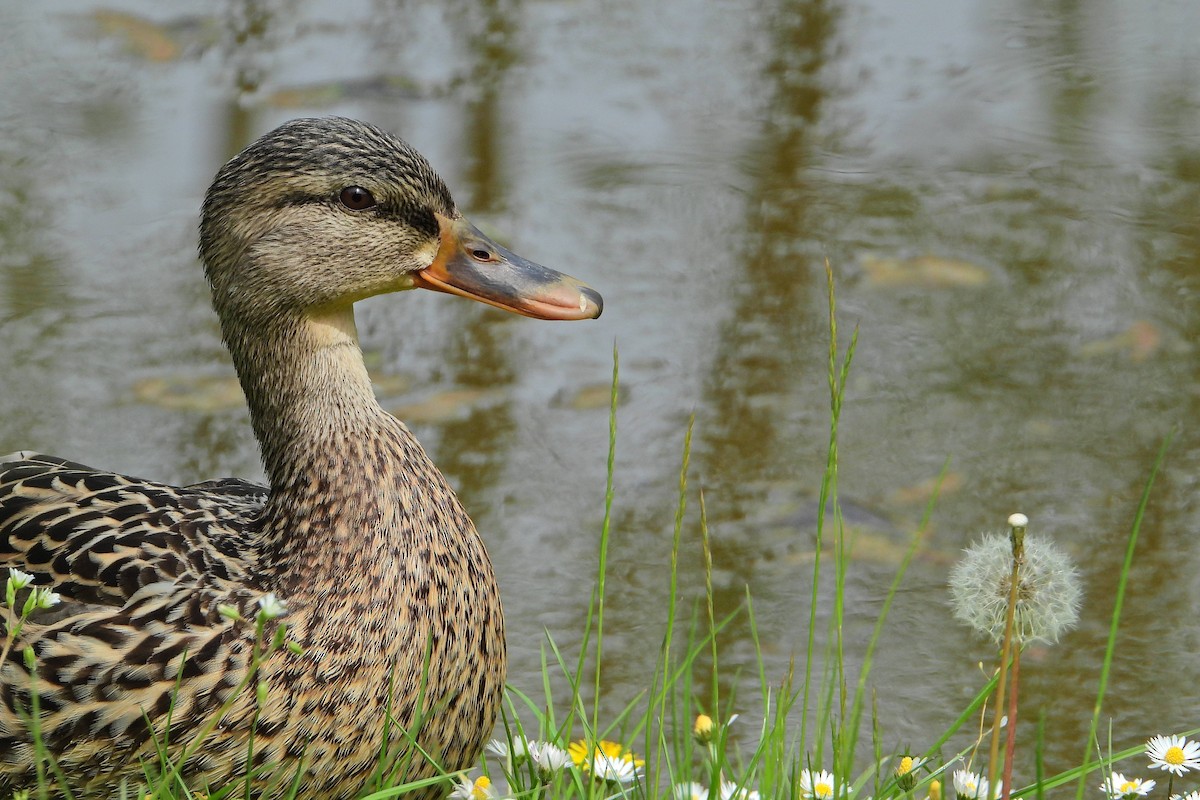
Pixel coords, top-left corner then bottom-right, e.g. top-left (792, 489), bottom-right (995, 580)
top-left (224, 306), bottom-right (383, 489)
top-left (220, 305), bottom-right (463, 594)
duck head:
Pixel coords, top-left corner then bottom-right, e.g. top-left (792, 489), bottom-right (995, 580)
top-left (199, 116), bottom-right (602, 325)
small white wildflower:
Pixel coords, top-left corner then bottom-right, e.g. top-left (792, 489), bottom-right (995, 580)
top-left (1100, 772), bottom-right (1154, 799)
top-left (568, 739), bottom-right (644, 787)
top-left (1171, 791), bottom-right (1200, 800)
top-left (486, 737), bottom-right (530, 763)
top-left (952, 769), bottom-right (990, 800)
top-left (674, 782), bottom-right (709, 800)
top-left (256, 592), bottom-right (288, 620)
top-left (591, 751), bottom-right (641, 785)
top-left (449, 774), bottom-right (496, 800)
top-left (1007, 513), bottom-right (1028, 528)
top-left (33, 588), bottom-right (60, 609)
top-left (1146, 734), bottom-right (1200, 776)
top-left (529, 741), bottom-right (571, 776)
top-left (799, 769), bottom-right (843, 800)
top-left (719, 780), bottom-right (761, 800)
top-left (7, 568), bottom-right (34, 591)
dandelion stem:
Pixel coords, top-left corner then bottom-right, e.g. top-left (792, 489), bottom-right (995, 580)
top-left (987, 516), bottom-right (1026, 794)
top-left (1001, 644), bottom-right (1021, 800)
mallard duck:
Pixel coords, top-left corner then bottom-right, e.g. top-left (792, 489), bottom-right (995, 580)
top-left (0, 117), bottom-right (602, 798)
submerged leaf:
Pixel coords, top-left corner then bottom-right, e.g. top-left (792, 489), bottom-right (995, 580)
top-left (861, 254), bottom-right (991, 288)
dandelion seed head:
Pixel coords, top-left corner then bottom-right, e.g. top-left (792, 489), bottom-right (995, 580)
top-left (949, 531), bottom-right (1082, 644)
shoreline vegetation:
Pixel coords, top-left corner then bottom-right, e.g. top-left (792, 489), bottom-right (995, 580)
top-left (1, 268), bottom-right (1188, 800)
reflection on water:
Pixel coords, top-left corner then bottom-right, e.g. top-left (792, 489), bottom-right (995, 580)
top-left (1, 0), bottom-right (1198, 782)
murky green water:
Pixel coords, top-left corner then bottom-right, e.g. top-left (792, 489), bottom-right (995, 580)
top-left (1, 0), bottom-right (1197, 783)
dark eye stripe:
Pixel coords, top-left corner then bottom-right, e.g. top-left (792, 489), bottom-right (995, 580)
top-left (271, 190), bottom-right (437, 239)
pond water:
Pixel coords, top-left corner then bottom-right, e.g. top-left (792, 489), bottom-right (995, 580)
top-left (1, 0), bottom-right (1197, 786)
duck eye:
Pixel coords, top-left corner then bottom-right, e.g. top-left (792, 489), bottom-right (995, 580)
top-left (339, 186), bottom-right (376, 211)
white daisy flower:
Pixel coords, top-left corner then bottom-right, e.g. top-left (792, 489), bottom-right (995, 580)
top-left (7, 568), bottom-right (34, 591)
top-left (1171, 791), bottom-right (1200, 800)
top-left (486, 737), bottom-right (530, 763)
top-left (952, 769), bottom-right (990, 800)
top-left (719, 780), bottom-right (760, 800)
top-left (1100, 772), bottom-right (1154, 799)
top-left (256, 592), bottom-right (288, 620)
top-left (449, 774), bottom-right (496, 800)
top-left (674, 782), bottom-right (709, 800)
top-left (529, 741), bottom-right (571, 775)
top-left (1146, 734), bottom-right (1200, 776)
top-left (799, 769), bottom-right (843, 800)
top-left (590, 751), bottom-right (641, 785)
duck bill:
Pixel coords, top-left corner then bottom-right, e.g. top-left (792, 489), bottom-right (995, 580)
top-left (412, 214), bottom-right (603, 320)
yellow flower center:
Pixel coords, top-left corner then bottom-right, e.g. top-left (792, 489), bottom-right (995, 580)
top-left (694, 714), bottom-right (714, 736)
top-left (1119, 780), bottom-right (1136, 793)
top-left (567, 739), bottom-right (645, 771)
top-left (471, 776), bottom-right (492, 800)
top-left (898, 756), bottom-right (914, 776)
top-left (1166, 745), bottom-right (1185, 766)
top-left (600, 740), bottom-right (624, 759)
top-left (816, 782), bottom-right (832, 798)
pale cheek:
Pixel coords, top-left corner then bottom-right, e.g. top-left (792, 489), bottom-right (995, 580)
top-left (410, 237), bottom-right (440, 270)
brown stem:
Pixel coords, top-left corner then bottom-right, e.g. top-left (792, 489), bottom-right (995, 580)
top-left (988, 522), bottom-right (1026, 793)
top-left (1001, 645), bottom-right (1021, 800)
top-left (987, 562), bottom-right (1020, 792)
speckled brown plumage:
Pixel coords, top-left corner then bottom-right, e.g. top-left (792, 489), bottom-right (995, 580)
top-left (0, 117), bottom-right (600, 798)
